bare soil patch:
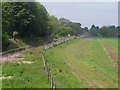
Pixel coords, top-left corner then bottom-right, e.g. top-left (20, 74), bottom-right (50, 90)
top-left (0, 76), bottom-right (13, 80)
top-left (101, 42), bottom-right (119, 71)
top-left (18, 61), bottom-right (34, 64)
top-left (2, 53), bottom-right (24, 63)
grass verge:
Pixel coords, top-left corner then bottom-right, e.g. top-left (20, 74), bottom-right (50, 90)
top-left (2, 47), bottom-right (50, 88)
top-left (44, 38), bottom-right (118, 88)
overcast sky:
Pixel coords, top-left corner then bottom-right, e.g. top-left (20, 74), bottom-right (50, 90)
top-left (38, 1), bottom-right (118, 28)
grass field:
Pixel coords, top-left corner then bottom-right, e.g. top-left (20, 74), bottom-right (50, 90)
top-left (44, 38), bottom-right (118, 88)
top-left (2, 37), bottom-right (118, 88)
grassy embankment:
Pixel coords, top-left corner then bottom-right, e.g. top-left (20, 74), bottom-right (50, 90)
top-left (44, 38), bottom-right (118, 88)
top-left (3, 37), bottom-right (54, 51)
top-left (2, 47), bottom-right (50, 88)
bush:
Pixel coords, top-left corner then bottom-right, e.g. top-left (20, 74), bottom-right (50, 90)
top-left (2, 34), bottom-right (10, 51)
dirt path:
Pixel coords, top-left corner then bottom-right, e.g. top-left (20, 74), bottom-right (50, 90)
top-left (100, 41), bottom-right (119, 72)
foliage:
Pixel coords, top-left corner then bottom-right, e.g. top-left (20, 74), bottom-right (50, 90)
top-left (116, 26), bottom-right (120, 37)
top-left (2, 34), bottom-right (19, 51)
top-left (89, 25), bottom-right (99, 37)
top-left (48, 17), bottom-right (77, 37)
top-left (99, 26), bottom-right (113, 37)
top-left (83, 27), bottom-right (89, 32)
top-left (2, 34), bottom-right (10, 51)
top-left (58, 26), bottom-right (72, 36)
top-left (2, 2), bottom-right (49, 37)
top-left (47, 15), bottom-right (59, 36)
top-left (59, 18), bottom-right (84, 36)
top-left (89, 25), bottom-right (118, 37)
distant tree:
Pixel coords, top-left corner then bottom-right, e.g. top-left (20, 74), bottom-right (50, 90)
top-left (59, 18), bottom-right (71, 25)
top-left (64, 22), bottom-right (83, 35)
top-left (89, 25), bottom-right (99, 37)
top-left (116, 26), bottom-right (120, 37)
top-left (59, 18), bottom-right (83, 35)
top-left (108, 25), bottom-right (118, 37)
top-left (58, 26), bottom-right (72, 36)
top-left (91, 25), bottom-right (95, 28)
top-left (99, 26), bottom-right (113, 37)
top-left (108, 25), bottom-right (116, 31)
top-left (83, 27), bottom-right (89, 32)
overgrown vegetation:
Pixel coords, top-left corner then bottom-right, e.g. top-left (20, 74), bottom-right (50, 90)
top-left (2, 34), bottom-right (19, 51)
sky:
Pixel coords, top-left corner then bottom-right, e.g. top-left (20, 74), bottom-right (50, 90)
top-left (37, 0), bottom-right (118, 28)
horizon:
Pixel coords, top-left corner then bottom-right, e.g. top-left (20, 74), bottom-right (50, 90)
top-left (39, 2), bottom-right (118, 28)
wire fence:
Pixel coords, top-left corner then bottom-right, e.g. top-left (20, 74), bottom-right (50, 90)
top-left (41, 53), bottom-right (56, 89)
top-left (41, 36), bottom-right (77, 89)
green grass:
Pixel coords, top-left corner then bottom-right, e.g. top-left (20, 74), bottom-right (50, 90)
top-left (98, 38), bottom-right (118, 54)
top-left (44, 38), bottom-right (118, 88)
top-left (2, 47), bottom-right (50, 88)
top-left (0, 63), bottom-right (2, 89)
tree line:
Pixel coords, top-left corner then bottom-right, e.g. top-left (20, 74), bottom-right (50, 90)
top-left (88, 25), bottom-right (120, 37)
top-left (2, 2), bottom-right (84, 37)
top-left (2, 1), bottom-right (85, 50)
top-left (2, 1), bottom-right (119, 51)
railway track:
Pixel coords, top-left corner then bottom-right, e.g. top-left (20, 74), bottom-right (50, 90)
top-left (1, 36), bottom-right (77, 63)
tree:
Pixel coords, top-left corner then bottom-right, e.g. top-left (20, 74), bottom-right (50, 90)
top-left (116, 26), bottom-right (120, 37)
top-left (59, 18), bottom-right (84, 35)
top-left (2, 2), bottom-right (49, 37)
top-left (58, 26), bottom-right (72, 36)
top-left (83, 27), bottom-right (89, 32)
top-left (47, 15), bottom-right (59, 36)
top-left (89, 25), bottom-right (99, 37)
top-left (59, 18), bottom-right (71, 25)
top-left (99, 26), bottom-right (113, 37)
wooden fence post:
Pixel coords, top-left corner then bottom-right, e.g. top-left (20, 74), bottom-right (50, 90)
top-left (51, 77), bottom-right (53, 88)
